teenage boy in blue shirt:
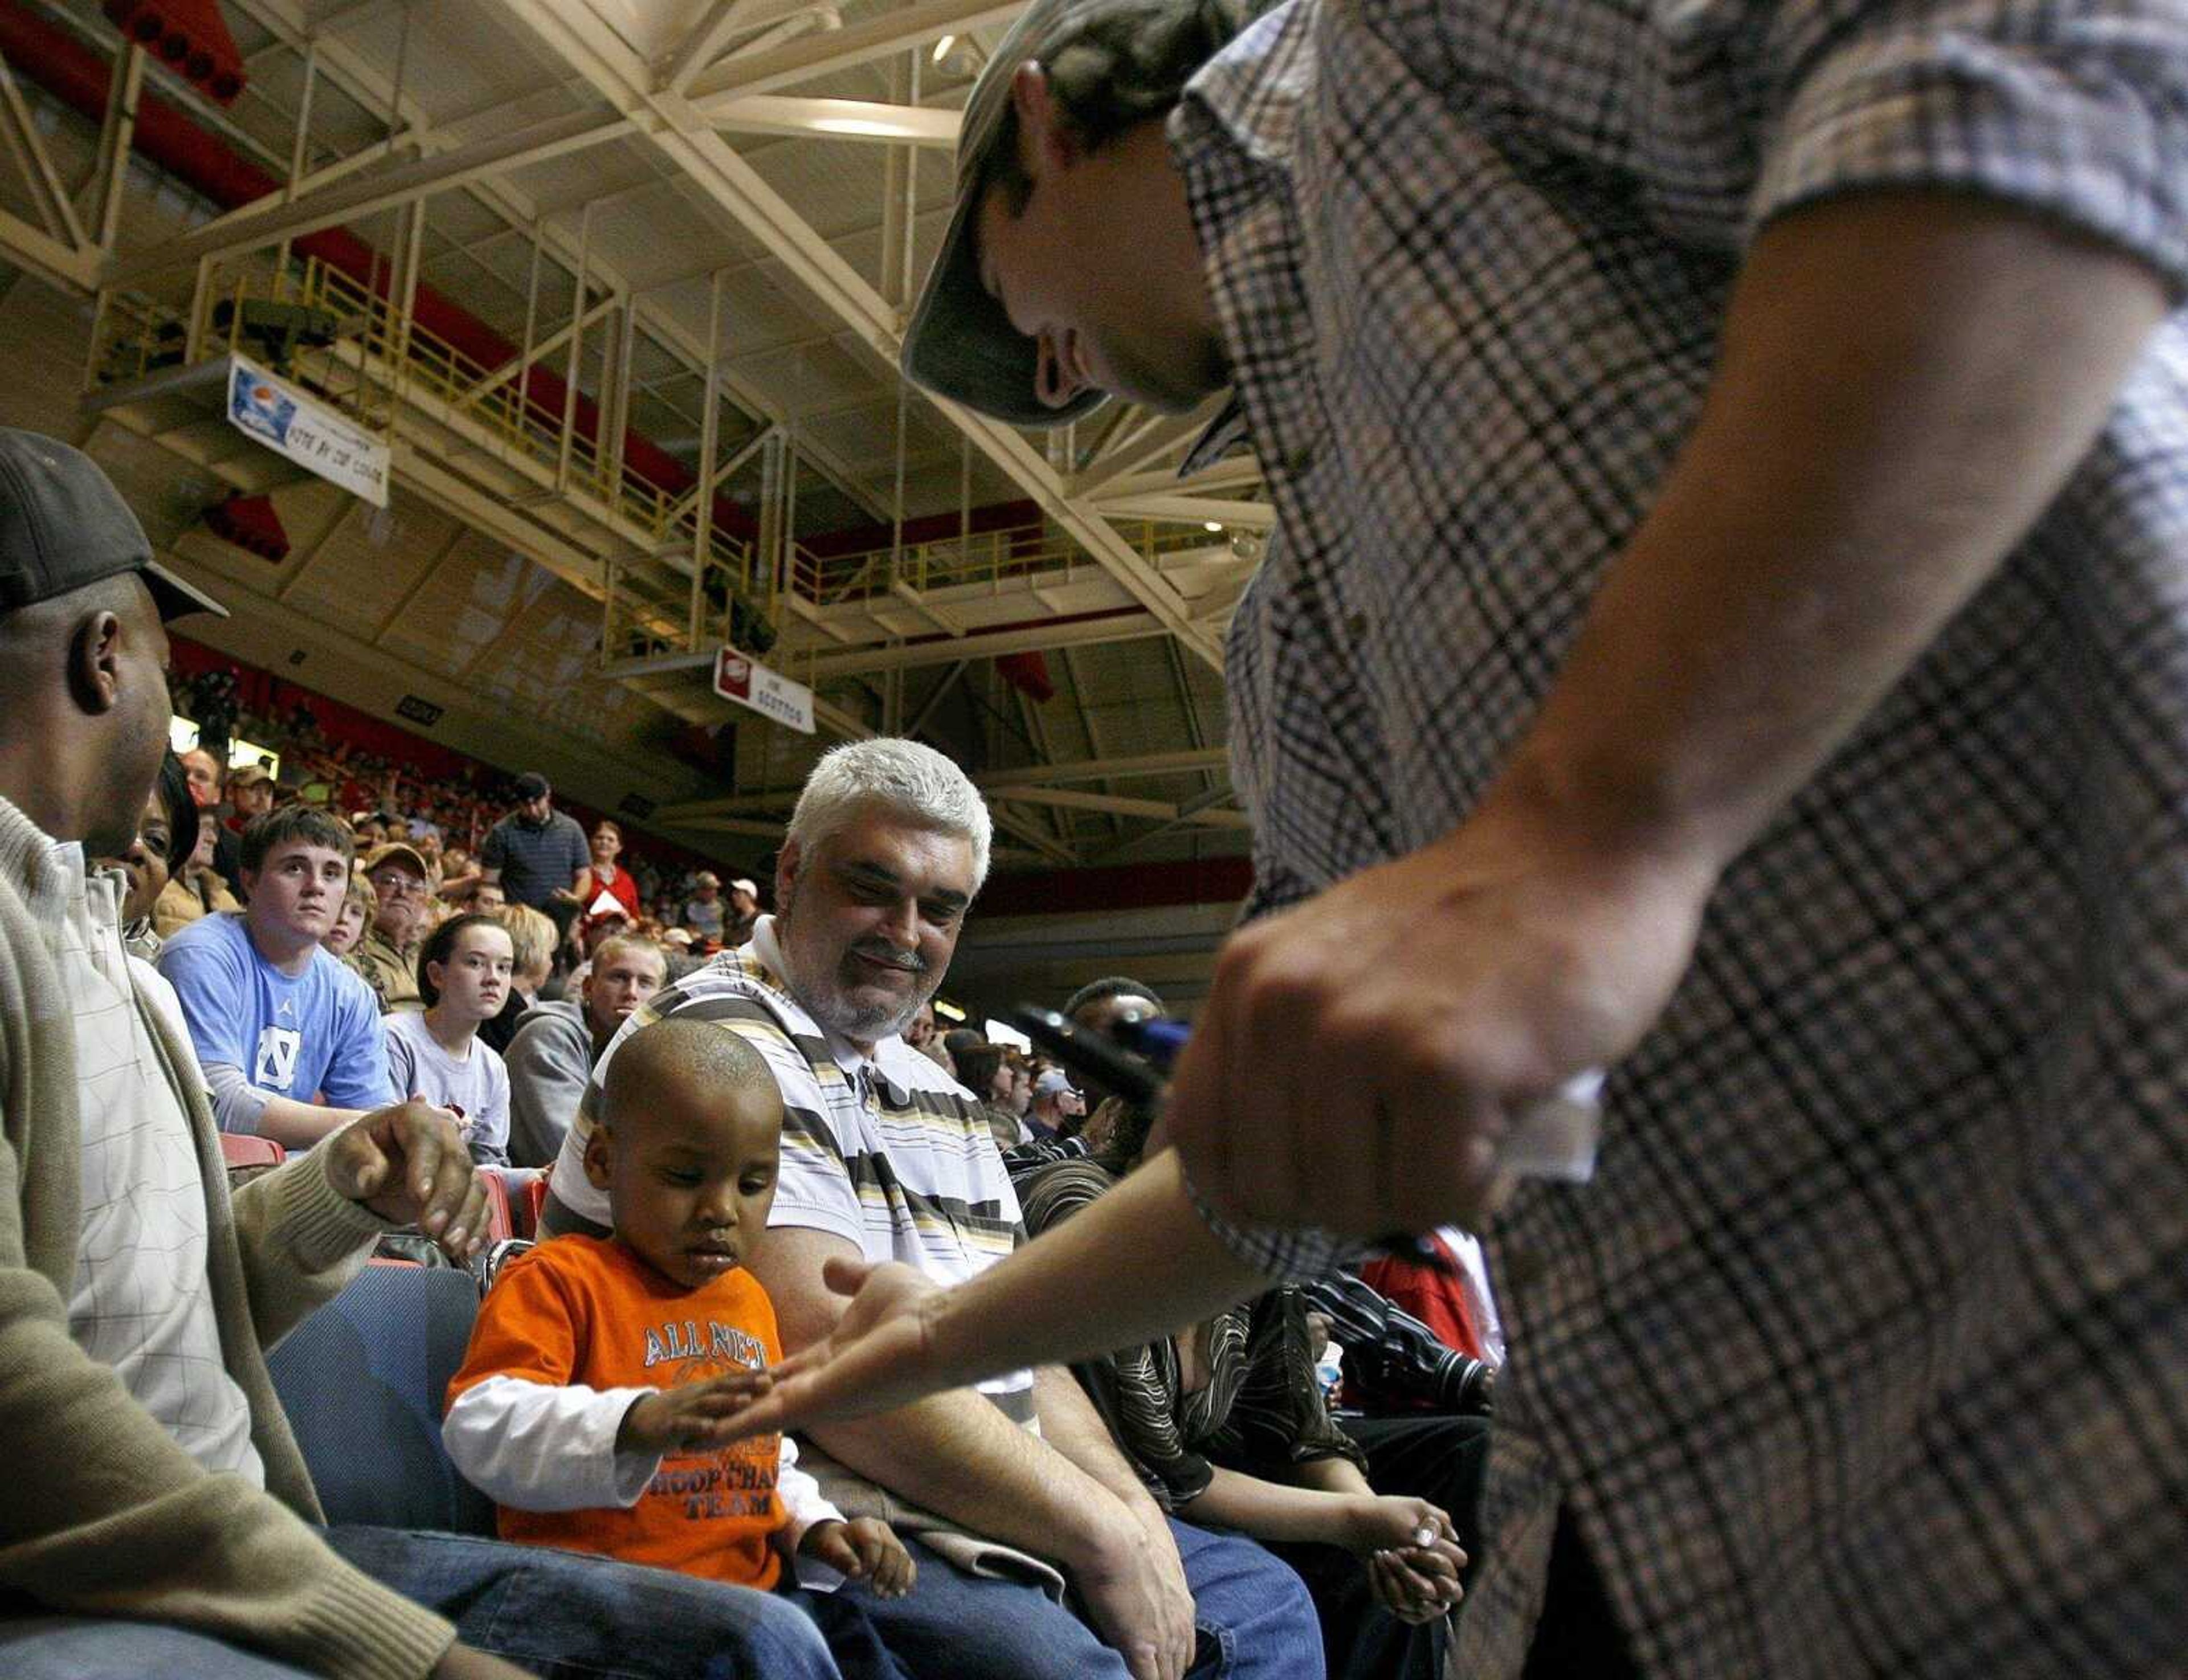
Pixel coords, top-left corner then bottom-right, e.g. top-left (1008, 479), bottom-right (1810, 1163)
top-left (158, 805), bottom-right (395, 1147)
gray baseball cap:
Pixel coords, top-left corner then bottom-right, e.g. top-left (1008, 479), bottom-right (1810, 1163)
top-left (0, 428), bottom-right (226, 622)
top-left (899, 0), bottom-right (1132, 430)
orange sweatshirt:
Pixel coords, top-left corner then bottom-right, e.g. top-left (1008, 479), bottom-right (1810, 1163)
top-left (444, 1235), bottom-right (832, 1588)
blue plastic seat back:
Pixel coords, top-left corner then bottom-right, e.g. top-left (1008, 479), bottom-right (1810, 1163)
top-left (268, 1262), bottom-right (497, 1536)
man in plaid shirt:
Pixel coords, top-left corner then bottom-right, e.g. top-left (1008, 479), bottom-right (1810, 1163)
top-left (784, 0), bottom-right (2188, 1673)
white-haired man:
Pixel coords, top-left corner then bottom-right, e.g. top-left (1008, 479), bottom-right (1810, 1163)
top-left (542, 738), bottom-right (1319, 1680)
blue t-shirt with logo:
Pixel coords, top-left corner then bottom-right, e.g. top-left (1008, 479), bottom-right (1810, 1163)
top-left (156, 911), bottom-right (395, 1126)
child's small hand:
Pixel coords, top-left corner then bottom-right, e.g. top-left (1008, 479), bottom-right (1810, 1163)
top-left (799, 1516), bottom-right (917, 1597)
top-left (617, 1368), bottom-right (773, 1456)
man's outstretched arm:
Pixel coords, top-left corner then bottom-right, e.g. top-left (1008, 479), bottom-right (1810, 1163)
top-left (717, 192), bottom-right (2170, 1436)
top-left (1167, 189), bottom-right (2170, 1239)
top-left (750, 1225), bottom-right (1197, 1680)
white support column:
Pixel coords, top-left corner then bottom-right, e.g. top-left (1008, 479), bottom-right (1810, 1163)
top-left (557, 205), bottom-right (592, 494)
top-left (272, 44), bottom-right (316, 284)
top-left (390, 191), bottom-right (427, 393)
top-left (693, 267), bottom-right (725, 641)
top-left (513, 217), bottom-right (542, 439)
top-left (606, 295), bottom-right (638, 499)
top-left (92, 43), bottom-right (144, 257)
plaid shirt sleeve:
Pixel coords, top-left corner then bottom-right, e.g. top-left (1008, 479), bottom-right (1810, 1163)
top-left (1181, 1159), bottom-right (1356, 1282)
top-left (1748, 0), bottom-right (2188, 292)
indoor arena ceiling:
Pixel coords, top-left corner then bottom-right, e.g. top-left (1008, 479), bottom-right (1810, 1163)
top-left (0, 0), bottom-right (1271, 874)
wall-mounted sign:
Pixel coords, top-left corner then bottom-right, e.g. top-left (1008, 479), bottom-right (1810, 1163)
top-left (394, 695), bottom-right (444, 727)
top-left (712, 646), bottom-right (814, 735)
top-left (226, 353), bottom-right (390, 507)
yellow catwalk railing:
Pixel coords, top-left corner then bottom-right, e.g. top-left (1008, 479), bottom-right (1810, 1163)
top-left (89, 257), bottom-right (761, 606)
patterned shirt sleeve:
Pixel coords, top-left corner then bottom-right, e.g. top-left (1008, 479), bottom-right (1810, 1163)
top-left (1748, 0), bottom-right (2188, 292)
top-left (1213, 1289), bottom-right (1370, 1477)
top-left (1021, 1159), bottom-right (1217, 1510)
top-left (1180, 1159), bottom-right (1356, 1282)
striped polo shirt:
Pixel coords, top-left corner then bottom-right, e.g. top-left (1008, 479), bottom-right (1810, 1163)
top-left (546, 917), bottom-right (1034, 1424)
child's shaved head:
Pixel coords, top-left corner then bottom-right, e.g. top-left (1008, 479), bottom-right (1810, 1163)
top-left (603, 1018), bottom-right (775, 1132)
top-left (589, 1019), bottom-right (785, 1291)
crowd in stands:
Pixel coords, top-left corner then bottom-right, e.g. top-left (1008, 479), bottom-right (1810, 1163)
top-left (3, 431), bottom-right (1507, 1680)
top-left (165, 659), bottom-right (759, 948)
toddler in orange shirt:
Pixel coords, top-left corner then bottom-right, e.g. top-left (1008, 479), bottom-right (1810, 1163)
top-left (444, 1017), bottom-right (913, 1608)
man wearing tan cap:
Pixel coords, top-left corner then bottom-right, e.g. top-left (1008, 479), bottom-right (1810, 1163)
top-left (680, 868), bottom-right (726, 944)
top-left (211, 759), bottom-right (276, 895)
top-left (779, 0), bottom-right (2188, 1673)
top-left (354, 838), bottom-right (435, 1014)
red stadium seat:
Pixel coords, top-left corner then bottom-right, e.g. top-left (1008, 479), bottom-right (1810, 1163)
top-left (524, 1173), bottom-right (550, 1237)
top-left (218, 1133), bottom-right (285, 1170)
top-left (473, 1169), bottom-right (515, 1245)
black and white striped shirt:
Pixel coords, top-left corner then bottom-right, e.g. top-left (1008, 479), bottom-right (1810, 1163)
top-left (548, 919), bottom-right (1036, 1425)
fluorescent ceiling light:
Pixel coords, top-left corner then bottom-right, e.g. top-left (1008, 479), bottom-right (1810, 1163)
top-left (810, 115), bottom-right (916, 137)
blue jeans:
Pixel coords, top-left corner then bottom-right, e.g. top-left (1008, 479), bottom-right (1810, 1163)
top-left (0, 1617), bottom-right (324, 1679)
top-left (847, 1518), bottom-right (1322, 1680)
top-left (321, 1525), bottom-right (842, 1679)
top-left (0, 1520), bottom-right (1312, 1680)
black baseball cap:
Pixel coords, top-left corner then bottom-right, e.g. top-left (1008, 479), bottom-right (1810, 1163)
top-left (0, 428), bottom-right (226, 622)
top-left (514, 772), bottom-right (550, 800)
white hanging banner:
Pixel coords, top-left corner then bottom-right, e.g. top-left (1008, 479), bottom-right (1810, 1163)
top-left (225, 353), bottom-right (390, 507)
top-left (713, 646), bottom-right (814, 735)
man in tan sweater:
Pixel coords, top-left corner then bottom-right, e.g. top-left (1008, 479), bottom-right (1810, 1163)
top-left (0, 431), bottom-right (848, 1680)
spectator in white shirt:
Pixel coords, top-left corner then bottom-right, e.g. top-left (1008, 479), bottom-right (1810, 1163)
top-left (385, 912), bottom-right (516, 1168)
top-left (681, 871), bottom-right (726, 944)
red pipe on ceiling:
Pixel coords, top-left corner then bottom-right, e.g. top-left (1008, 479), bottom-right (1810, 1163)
top-left (101, 0), bottom-right (244, 105)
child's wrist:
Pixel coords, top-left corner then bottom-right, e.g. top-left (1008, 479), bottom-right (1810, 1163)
top-left (614, 1392), bottom-right (660, 1454)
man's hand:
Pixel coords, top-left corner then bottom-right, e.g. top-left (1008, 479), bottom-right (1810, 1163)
top-left (1167, 797), bottom-right (1713, 1237)
top-left (718, 1256), bottom-right (947, 1438)
top-left (323, 1100), bottom-right (489, 1259)
top-left (429, 1641), bottom-right (537, 1679)
top-left (615, 1369), bottom-right (774, 1456)
top-left (799, 1516), bottom-right (917, 1597)
top-left (1069, 1502), bottom-right (1197, 1680)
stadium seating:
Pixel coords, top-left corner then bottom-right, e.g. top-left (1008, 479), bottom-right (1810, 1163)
top-left (267, 1261), bottom-right (495, 1536)
top-left (218, 1133), bottom-right (286, 1171)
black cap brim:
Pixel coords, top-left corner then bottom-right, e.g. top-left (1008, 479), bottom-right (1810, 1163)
top-left (900, 161), bottom-right (1109, 430)
top-left (143, 559), bottom-right (228, 622)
